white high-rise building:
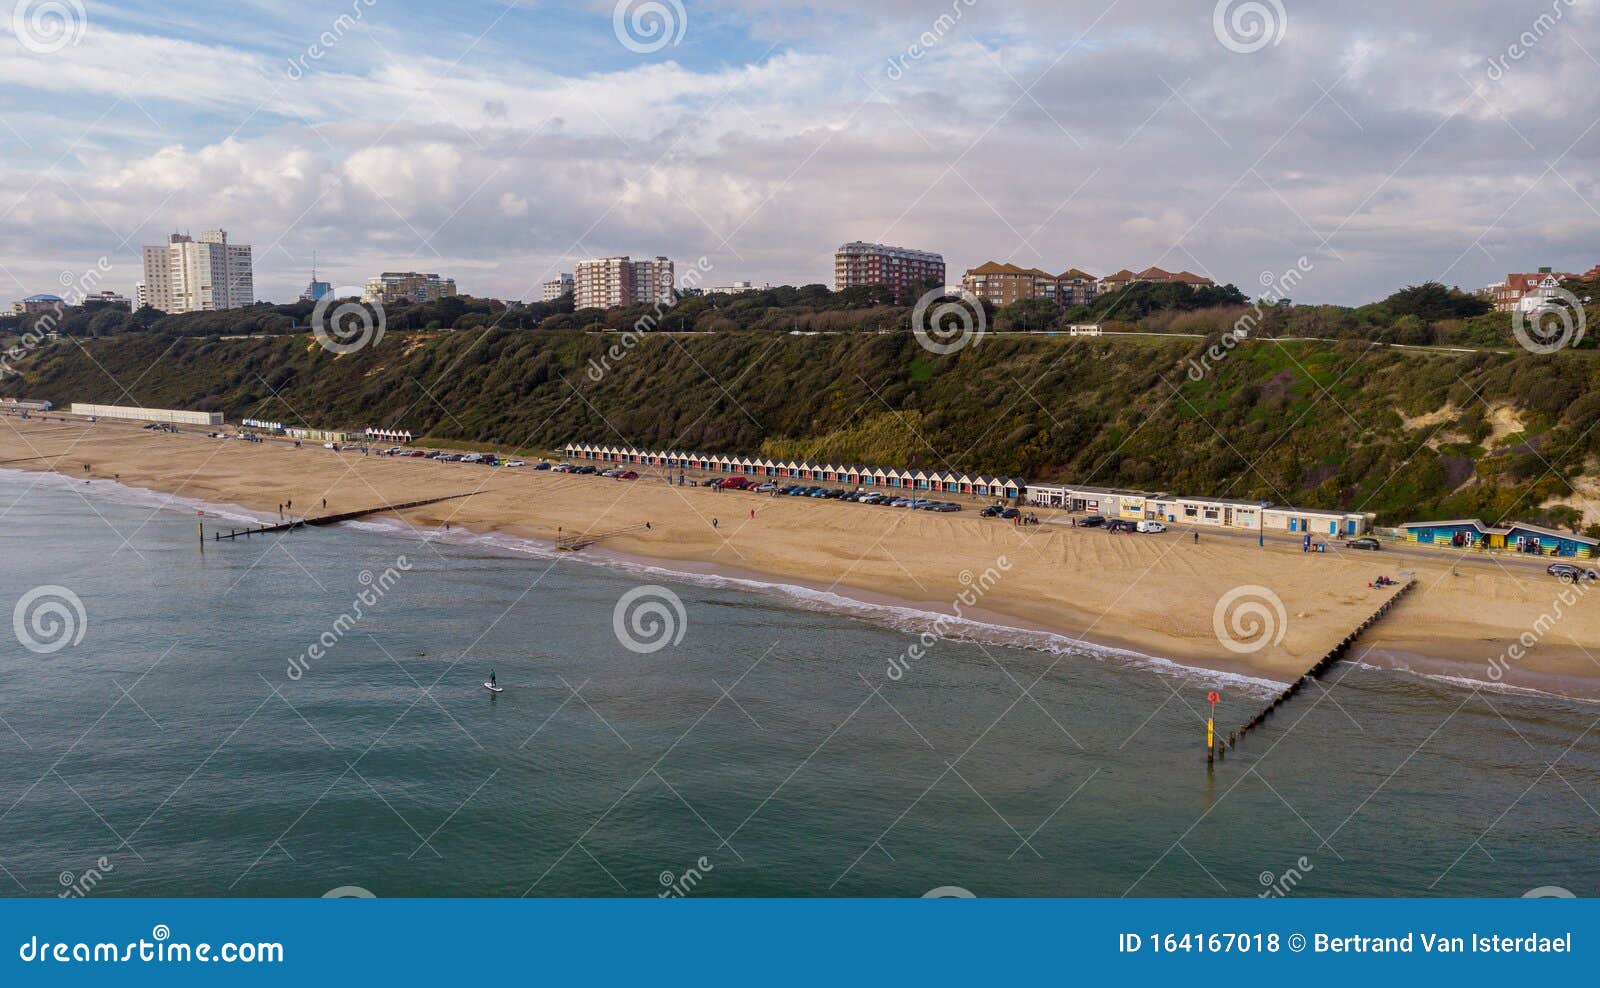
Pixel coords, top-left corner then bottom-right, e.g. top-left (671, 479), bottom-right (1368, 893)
top-left (632, 257), bottom-right (675, 306)
top-left (134, 282), bottom-right (147, 310)
top-left (574, 256), bottom-right (675, 309)
top-left (140, 230), bottom-right (254, 314)
top-left (540, 273), bottom-right (574, 301)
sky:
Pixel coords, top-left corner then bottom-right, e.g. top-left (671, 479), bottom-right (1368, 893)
top-left (1, 0), bottom-right (1598, 306)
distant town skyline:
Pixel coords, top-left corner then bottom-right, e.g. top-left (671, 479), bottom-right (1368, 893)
top-left (2, 2), bottom-right (1597, 306)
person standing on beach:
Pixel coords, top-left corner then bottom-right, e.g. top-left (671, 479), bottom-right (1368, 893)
top-left (1193, 531), bottom-right (1198, 544)
top-left (713, 518), bottom-right (719, 529)
top-left (749, 508), bottom-right (755, 519)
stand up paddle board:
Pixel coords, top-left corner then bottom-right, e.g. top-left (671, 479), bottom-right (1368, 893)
top-left (483, 682), bottom-right (503, 693)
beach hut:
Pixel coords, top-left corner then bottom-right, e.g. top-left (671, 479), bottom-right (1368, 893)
top-left (1399, 519), bottom-right (1597, 557)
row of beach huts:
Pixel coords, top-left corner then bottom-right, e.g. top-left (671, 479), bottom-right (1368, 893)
top-left (560, 442), bottom-right (1379, 537)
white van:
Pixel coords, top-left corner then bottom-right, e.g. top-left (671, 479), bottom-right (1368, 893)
top-left (1136, 520), bottom-right (1167, 533)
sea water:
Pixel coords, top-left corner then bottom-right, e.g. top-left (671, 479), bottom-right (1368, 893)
top-left (0, 468), bottom-right (1594, 898)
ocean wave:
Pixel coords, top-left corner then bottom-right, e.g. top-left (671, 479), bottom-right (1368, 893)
top-left (344, 511), bottom-right (1286, 696)
top-left (1350, 659), bottom-right (1600, 705)
top-left (0, 466), bottom-right (271, 527)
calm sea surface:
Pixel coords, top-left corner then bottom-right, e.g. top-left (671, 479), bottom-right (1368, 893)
top-left (0, 468), bottom-right (1595, 898)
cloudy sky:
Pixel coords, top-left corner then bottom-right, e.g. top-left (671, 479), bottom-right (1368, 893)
top-left (1, 0), bottom-right (1597, 305)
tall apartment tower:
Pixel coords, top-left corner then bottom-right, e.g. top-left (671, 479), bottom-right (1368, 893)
top-left (140, 230), bottom-right (254, 314)
top-left (632, 257), bottom-right (676, 306)
top-left (834, 241), bottom-right (945, 300)
top-left (574, 256), bottom-right (676, 309)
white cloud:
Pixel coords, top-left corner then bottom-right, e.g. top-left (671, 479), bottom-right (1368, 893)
top-left (2, 1), bottom-right (1599, 304)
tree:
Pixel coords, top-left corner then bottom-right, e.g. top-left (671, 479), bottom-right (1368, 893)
top-left (1382, 282), bottom-right (1489, 322)
top-left (995, 297), bottom-right (1063, 333)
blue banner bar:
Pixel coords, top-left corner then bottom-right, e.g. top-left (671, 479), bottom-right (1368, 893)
top-left (1, 898), bottom-right (1588, 984)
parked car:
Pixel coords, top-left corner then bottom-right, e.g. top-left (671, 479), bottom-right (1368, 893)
top-left (1079, 515), bottom-right (1105, 528)
top-left (533, 461), bottom-right (552, 470)
top-left (754, 482), bottom-right (776, 492)
top-left (1106, 519), bottom-right (1135, 532)
top-left (1346, 537), bottom-right (1381, 551)
top-left (1000, 508), bottom-right (1021, 520)
top-left (1548, 563), bottom-right (1599, 582)
top-left (1136, 520), bottom-right (1166, 533)
top-left (618, 470), bottom-right (639, 480)
top-left (929, 503), bottom-right (961, 512)
top-left (980, 505), bottom-right (1003, 518)
top-left (551, 463), bottom-right (572, 472)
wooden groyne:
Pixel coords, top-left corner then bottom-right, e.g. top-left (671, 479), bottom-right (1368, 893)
top-left (556, 523), bottom-right (650, 552)
top-left (1216, 577), bottom-right (1415, 762)
top-left (203, 492), bottom-right (481, 541)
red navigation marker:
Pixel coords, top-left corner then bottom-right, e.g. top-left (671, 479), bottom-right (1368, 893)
top-left (1207, 691), bottom-right (1220, 704)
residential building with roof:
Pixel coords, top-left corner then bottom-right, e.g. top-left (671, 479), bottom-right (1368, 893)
top-left (1098, 266), bottom-right (1214, 294)
top-left (961, 262), bottom-right (1100, 308)
top-left (573, 257), bottom-right (674, 309)
top-left (12, 294), bottom-right (64, 316)
top-left (834, 242), bottom-right (945, 300)
top-left (362, 271), bottom-right (457, 305)
top-left (1491, 267), bottom-right (1580, 313)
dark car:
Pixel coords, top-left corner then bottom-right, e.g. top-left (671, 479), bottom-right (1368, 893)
top-left (1548, 563), bottom-right (1599, 582)
top-left (1346, 537), bottom-right (1381, 551)
top-left (1079, 515), bottom-right (1105, 528)
top-left (1000, 508), bottom-right (1021, 520)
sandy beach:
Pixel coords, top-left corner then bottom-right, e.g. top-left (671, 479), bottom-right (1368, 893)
top-left (5, 413), bottom-right (1599, 698)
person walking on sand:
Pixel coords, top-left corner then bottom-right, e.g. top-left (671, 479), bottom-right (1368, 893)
top-left (322, 497), bottom-right (327, 510)
top-left (712, 518), bottom-right (719, 529)
top-left (1193, 531), bottom-right (1198, 544)
top-left (749, 508), bottom-right (755, 519)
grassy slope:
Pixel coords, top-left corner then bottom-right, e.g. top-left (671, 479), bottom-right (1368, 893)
top-left (8, 330), bottom-right (1600, 528)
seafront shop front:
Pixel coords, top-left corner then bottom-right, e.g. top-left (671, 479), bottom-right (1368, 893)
top-left (1024, 483), bottom-right (1371, 536)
